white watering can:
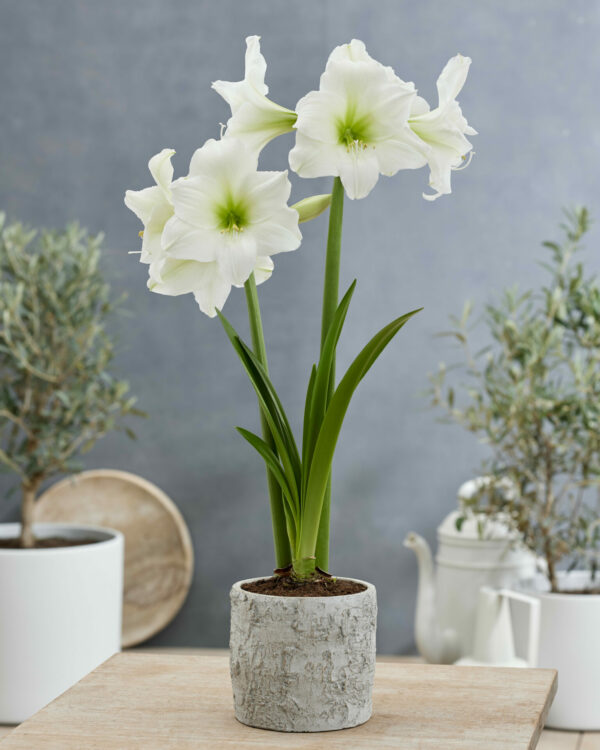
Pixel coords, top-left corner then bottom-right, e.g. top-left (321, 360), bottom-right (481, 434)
top-left (456, 587), bottom-right (540, 667)
top-left (404, 478), bottom-right (537, 664)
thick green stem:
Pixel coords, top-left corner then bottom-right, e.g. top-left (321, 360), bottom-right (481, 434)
top-left (244, 274), bottom-right (292, 569)
top-left (292, 555), bottom-right (317, 580)
top-left (315, 177), bottom-right (345, 571)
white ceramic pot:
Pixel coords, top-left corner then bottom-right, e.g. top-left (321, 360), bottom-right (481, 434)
top-left (229, 577), bottom-right (377, 732)
top-left (0, 522), bottom-right (124, 723)
top-left (520, 572), bottom-right (600, 730)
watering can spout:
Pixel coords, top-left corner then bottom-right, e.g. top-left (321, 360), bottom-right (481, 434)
top-left (404, 532), bottom-right (461, 664)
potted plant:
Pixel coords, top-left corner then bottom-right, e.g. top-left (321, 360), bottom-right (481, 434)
top-left (125, 36), bottom-right (475, 732)
top-left (0, 217), bottom-right (139, 722)
top-left (430, 207), bottom-right (600, 730)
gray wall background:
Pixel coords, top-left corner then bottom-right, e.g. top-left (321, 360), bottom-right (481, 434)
top-left (0, 0), bottom-right (599, 653)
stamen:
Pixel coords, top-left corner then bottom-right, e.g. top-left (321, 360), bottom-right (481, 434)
top-left (453, 151), bottom-right (475, 171)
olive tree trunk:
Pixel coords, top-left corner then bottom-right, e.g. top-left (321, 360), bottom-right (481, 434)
top-left (20, 482), bottom-right (39, 548)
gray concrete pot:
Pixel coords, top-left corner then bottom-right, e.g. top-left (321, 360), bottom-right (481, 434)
top-left (229, 577), bottom-right (377, 732)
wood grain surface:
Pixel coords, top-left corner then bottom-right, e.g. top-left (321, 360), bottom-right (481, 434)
top-left (0, 653), bottom-right (557, 749)
top-left (35, 469), bottom-right (194, 647)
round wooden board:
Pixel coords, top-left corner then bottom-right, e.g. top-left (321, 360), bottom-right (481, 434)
top-left (36, 469), bottom-right (194, 648)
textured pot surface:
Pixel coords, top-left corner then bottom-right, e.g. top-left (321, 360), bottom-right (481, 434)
top-left (0, 523), bottom-right (123, 723)
top-left (230, 577), bottom-right (377, 732)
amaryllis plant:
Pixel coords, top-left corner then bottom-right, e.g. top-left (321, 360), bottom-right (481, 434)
top-left (125, 37), bottom-right (475, 581)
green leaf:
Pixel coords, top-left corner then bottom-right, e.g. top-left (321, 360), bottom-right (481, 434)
top-left (303, 281), bottom-right (356, 488)
top-left (217, 311), bottom-right (301, 510)
top-left (236, 427), bottom-right (298, 525)
top-left (299, 307), bottom-right (422, 559)
top-left (301, 365), bottom-right (317, 467)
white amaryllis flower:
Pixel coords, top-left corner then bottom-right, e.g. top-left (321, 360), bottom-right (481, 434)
top-left (408, 54), bottom-right (477, 201)
top-left (125, 143), bottom-right (282, 317)
top-left (124, 148), bottom-right (175, 263)
top-left (212, 35), bottom-right (297, 153)
top-left (288, 39), bottom-right (427, 200)
top-left (162, 137), bottom-right (301, 290)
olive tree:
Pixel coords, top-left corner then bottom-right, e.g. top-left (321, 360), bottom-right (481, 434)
top-left (0, 216), bottom-right (140, 547)
top-left (430, 208), bottom-right (600, 592)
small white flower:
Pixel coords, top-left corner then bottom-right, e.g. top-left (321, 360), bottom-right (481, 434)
top-left (212, 36), bottom-right (297, 153)
top-left (163, 136), bottom-right (301, 288)
top-left (408, 54), bottom-right (477, 201)
top-left (124, 148), bottom-right (176, 263)
top-left (288, 39), bottom-right (427, 200)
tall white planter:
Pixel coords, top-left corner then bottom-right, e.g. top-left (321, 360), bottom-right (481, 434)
top-left (520, 572), bottom-right (600, 730)
top-left (0, 522), bottom-right (124, 723)
top-left (230, 577), bottom-right (377, 732)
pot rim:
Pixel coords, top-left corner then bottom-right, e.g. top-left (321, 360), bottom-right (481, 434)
top-left (518, 570), bottom-right (600, 601)
top-left (0, 522), bottom-right (123, 555)
top-left (231, 576), bottom-right (375, 601)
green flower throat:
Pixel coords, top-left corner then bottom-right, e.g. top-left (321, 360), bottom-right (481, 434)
top-left (216, 197), bottom-right (249, 233)
top-left (337, 107), bottom-right (373, 151)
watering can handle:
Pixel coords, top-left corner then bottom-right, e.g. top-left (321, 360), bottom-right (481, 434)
top-left (498, 588), bottom-right (540, 667)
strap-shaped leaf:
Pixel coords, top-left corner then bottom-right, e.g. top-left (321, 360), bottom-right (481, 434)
top-left (301, 364), bottom-right (317, 473)
top-left (218, 312), bottom-right (301, 509)
top-left (299, 308), bottom-right (422, 559)
top-left (236, 427), bottom-right (299, 529)
top-left (302, 281), bottom-right (356, 490)
top-left (236, 338), bottom-right (302, 479)
top-left (234, 343), bottom-right (301, 511)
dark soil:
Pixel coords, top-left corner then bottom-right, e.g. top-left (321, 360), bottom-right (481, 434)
top-left (242, 576), bottom-right (367, 597)
top-left (0, 537), bottom-right (100, 549)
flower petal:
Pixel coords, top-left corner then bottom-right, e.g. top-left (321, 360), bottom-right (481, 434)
top-left (243, 35), bottom-right (269, 96)
top-left (124, 185), bottom-right (162, 225)
top-left (436, 54), bottom-right (472, 107)
top-left (289, 132), bottom-right (341, 178)
top-left (148, 148), bottom-right (175, 196)
top-left (170, 177), bottom-right (221, 229)
top-left (254, 255), bottom-right (274, 285)
top-left (327, 39), bottom-right (372, 65)
top-left (149, 258), bottom-right (212, 296)
top-left (374, 132), bottom-right (429, 174)
top-left (250, 206), bottom-right (302, 255)
top-left (410, 95), bottom-right (430, 117)
top-left (293, 89), bottom-right (344, 145)
top-left (224, 100), bottom-right (297, 153)
top-left (337, 147), bottom-right (381, 200)
top-left (140, 228), bottom-right (164, 265)
top-left (188, 138), bottom-right (258, 189)
top-left (216, 231), bottom-right (258, 286)
top-left (212, 35), bottom-right (268, 114)
top-left (194, 267), bottom-right (232, 317)
top-left (162, 216), bottom-right (219, 262)
top-left (247, 170), bottom-right (291, 219)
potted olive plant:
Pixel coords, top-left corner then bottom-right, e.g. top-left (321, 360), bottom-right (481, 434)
top-left (0, 217), bottom-right (138, 722)
top-left (125, 36), bottom-right (475, 732)
top-left (430, 208), bottom-right (600, 730)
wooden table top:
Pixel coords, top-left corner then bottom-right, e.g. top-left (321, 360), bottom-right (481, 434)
top-left (0, 652), bottom-right (558, 749)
